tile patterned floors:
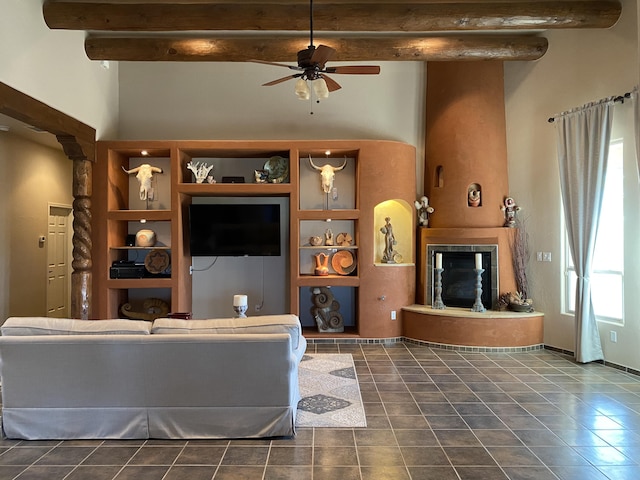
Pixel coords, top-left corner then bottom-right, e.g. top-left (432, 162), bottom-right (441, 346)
top-left (2, 342), bottom-right (640, 479)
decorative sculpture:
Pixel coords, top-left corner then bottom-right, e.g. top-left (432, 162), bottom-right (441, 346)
top-left (414, 196), bottom-right (435, 227)
top-left (254, 169), bottom-right (268, 183)
top-left (468, 186), bottom-right (481, 207)
top-left (310, 287), bottom-right (344, 333)
top-left (324, 228), bottom-right (334, 246)
top-left (186, 161), bottom-right (214, 184)
top-left (308, 155), bottom-right (347, 194)
top-left (122, 164), bottom-right (163, 201)
top-left (501, 197), bottom-right (521, 227)
top-left (380, 216), bottom-right (398, 263)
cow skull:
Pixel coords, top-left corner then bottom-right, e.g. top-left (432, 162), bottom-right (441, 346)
top-left (308, 155), bottom-right (348, 194)
top-left (122, 164), bottom-right (163, 201)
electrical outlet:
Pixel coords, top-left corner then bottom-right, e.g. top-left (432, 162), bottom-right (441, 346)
top-left (536, 252), bottom-right (543, 262)
top-left (543, 252), bottom-right (552, 262)
top-left (391, 310), bottom-right (397, 321)
top-left (610, 330), bottom-right (617, 343)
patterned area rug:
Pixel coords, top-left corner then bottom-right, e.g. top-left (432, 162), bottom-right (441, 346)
top-left (296, 353), bottom-right (367, 428)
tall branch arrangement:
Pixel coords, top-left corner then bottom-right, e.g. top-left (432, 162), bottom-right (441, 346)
top-left (510, 217), bottom-right (530, 300)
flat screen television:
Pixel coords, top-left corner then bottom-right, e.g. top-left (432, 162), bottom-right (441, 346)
top-left (189, 203), bottom-right (281, 257)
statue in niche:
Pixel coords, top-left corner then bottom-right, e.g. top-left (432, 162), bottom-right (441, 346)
top-left (414, 196), bottom-right (435, 227)
top-left (501, 196), bottom-right (521, 227)
top-left (310, 287), bottom-right (344, 333)
top-left (380, 217), bottom-right (398, 263)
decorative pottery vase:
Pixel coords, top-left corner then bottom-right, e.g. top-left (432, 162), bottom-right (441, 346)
top-left (135, 229), bottom-right (156, 247)
top-left (314, 252), bottom-right (330, 276)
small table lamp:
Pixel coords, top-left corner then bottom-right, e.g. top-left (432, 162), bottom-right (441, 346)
top-left (233, 294), bottom-right (248, 318)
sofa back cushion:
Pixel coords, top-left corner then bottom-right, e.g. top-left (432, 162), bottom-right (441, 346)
top-left (1, 317), bottom-right (151, 336)
top-left (151, 314), bottom-right (302, 350)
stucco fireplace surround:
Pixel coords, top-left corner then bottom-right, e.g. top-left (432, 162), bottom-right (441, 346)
top-left (402, 61), bottom-right (543, 349)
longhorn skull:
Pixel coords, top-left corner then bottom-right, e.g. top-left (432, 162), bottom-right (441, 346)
top-left (122, 164), bottom-right (163, 201)
top-left (308, 155), bottom-right (348, 194)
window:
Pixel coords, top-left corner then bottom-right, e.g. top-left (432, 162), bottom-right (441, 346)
top-left (563, 139), bottom-right (624, 324)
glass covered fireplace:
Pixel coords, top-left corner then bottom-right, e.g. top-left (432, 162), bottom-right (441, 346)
top-left (426, 244), bottom-right (499, 310)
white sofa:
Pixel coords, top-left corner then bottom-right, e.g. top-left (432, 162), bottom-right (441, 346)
top-left (0, 315), bottom-right (306, 440)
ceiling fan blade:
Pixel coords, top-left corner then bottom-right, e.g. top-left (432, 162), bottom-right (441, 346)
top-left (326, 65), bottom-right (381, 75)
top-left (262, 75), bottom-right (299, 87)
top-left (250, 59), bottom-right (302, 71)
top-left (322, 74), bottom-right (342, 92)
top-left (311, 45), bottom-right (336, 68)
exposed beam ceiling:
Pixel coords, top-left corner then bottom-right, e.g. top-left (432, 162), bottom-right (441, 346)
top-left (85, 35), bottom-right (549, 62)
top-left (42, 1), bottom-right (622, 62)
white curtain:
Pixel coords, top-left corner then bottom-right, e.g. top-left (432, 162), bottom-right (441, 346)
top-left (633, 87), bottom-right (639, 179)
top-left (554, 98), bottom-right (615, 363)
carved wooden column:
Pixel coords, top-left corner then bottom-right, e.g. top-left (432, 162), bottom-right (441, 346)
top-left (57, 135), bottom-right (93, 319)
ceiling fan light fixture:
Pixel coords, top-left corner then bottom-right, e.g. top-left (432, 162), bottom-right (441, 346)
top-left (295, 78), bottom-right (310, 100)
top-left (312, 78), bottom-right (329, 99)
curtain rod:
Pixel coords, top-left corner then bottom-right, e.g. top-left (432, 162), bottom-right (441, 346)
top-left (547, 91), bottom-right (631, 123)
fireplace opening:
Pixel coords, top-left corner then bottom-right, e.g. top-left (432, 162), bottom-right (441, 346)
top-left (426, 244), bottom-right (499, 310)
top-left (440, 252), bottom-right (491, 308)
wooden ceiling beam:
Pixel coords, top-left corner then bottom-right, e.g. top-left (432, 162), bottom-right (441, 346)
top-left (84, 35), bottom-right (548, 61)
top-left (44, 1), bottom-right (621, 32)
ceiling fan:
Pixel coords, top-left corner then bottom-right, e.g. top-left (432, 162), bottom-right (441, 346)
top-left (252, 0), bottom-right (380, 101)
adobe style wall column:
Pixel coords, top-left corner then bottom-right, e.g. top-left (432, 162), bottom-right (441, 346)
top-left (424, 61), bottom-right (509, 228)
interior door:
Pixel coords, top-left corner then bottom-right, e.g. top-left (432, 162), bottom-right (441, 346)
top-left (47, 205), bottom-right (72, 318)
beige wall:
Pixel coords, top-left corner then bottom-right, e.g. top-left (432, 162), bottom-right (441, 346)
top-left (0, 1), bottom-right (119, 139)
top-left (0, 134), bottom-right (73, 318)
top-left (505, 0), bottom-right (639, 367)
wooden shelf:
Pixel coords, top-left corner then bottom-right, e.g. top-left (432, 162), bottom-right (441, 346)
top-left (106, 278), bottom-right (173, 289)
top-left (107, 210), bottom-right (172, 221)
top-left (110, 246), bottom-right (171, 250)
top-left (297, 275), bottom-right (360, 287)
top-left (95, 139), bottom-right (417, 334)
top-left (299, 245), bottom-right (358, 250)
top-left (297, 210), bottom-right (359, 220)
top-left (178, 183), bottom-right (291, 196)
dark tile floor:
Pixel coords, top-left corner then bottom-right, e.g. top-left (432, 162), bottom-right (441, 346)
top-left (1, 342), bottom-right (640, 479)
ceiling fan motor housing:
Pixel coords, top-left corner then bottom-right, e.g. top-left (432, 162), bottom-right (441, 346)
top-left (297, 46), bottom-right (316, 68)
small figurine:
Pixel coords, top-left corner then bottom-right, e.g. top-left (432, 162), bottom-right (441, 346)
top-left (501, 197), bottom-right (521, 227)
top-left (414, 196), bottom-right (435, 227)
top-left (254, 169), bottom-right (268, 183)
top-left (380, 217), bottom-right (398, 263)
top-left (324, 228), bottom-right (334, 246)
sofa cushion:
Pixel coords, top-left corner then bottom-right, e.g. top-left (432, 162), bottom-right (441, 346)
top-left (151, 314), bottom-right (302, 350)
top-left (1, 317), bottom-right (151, 336)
